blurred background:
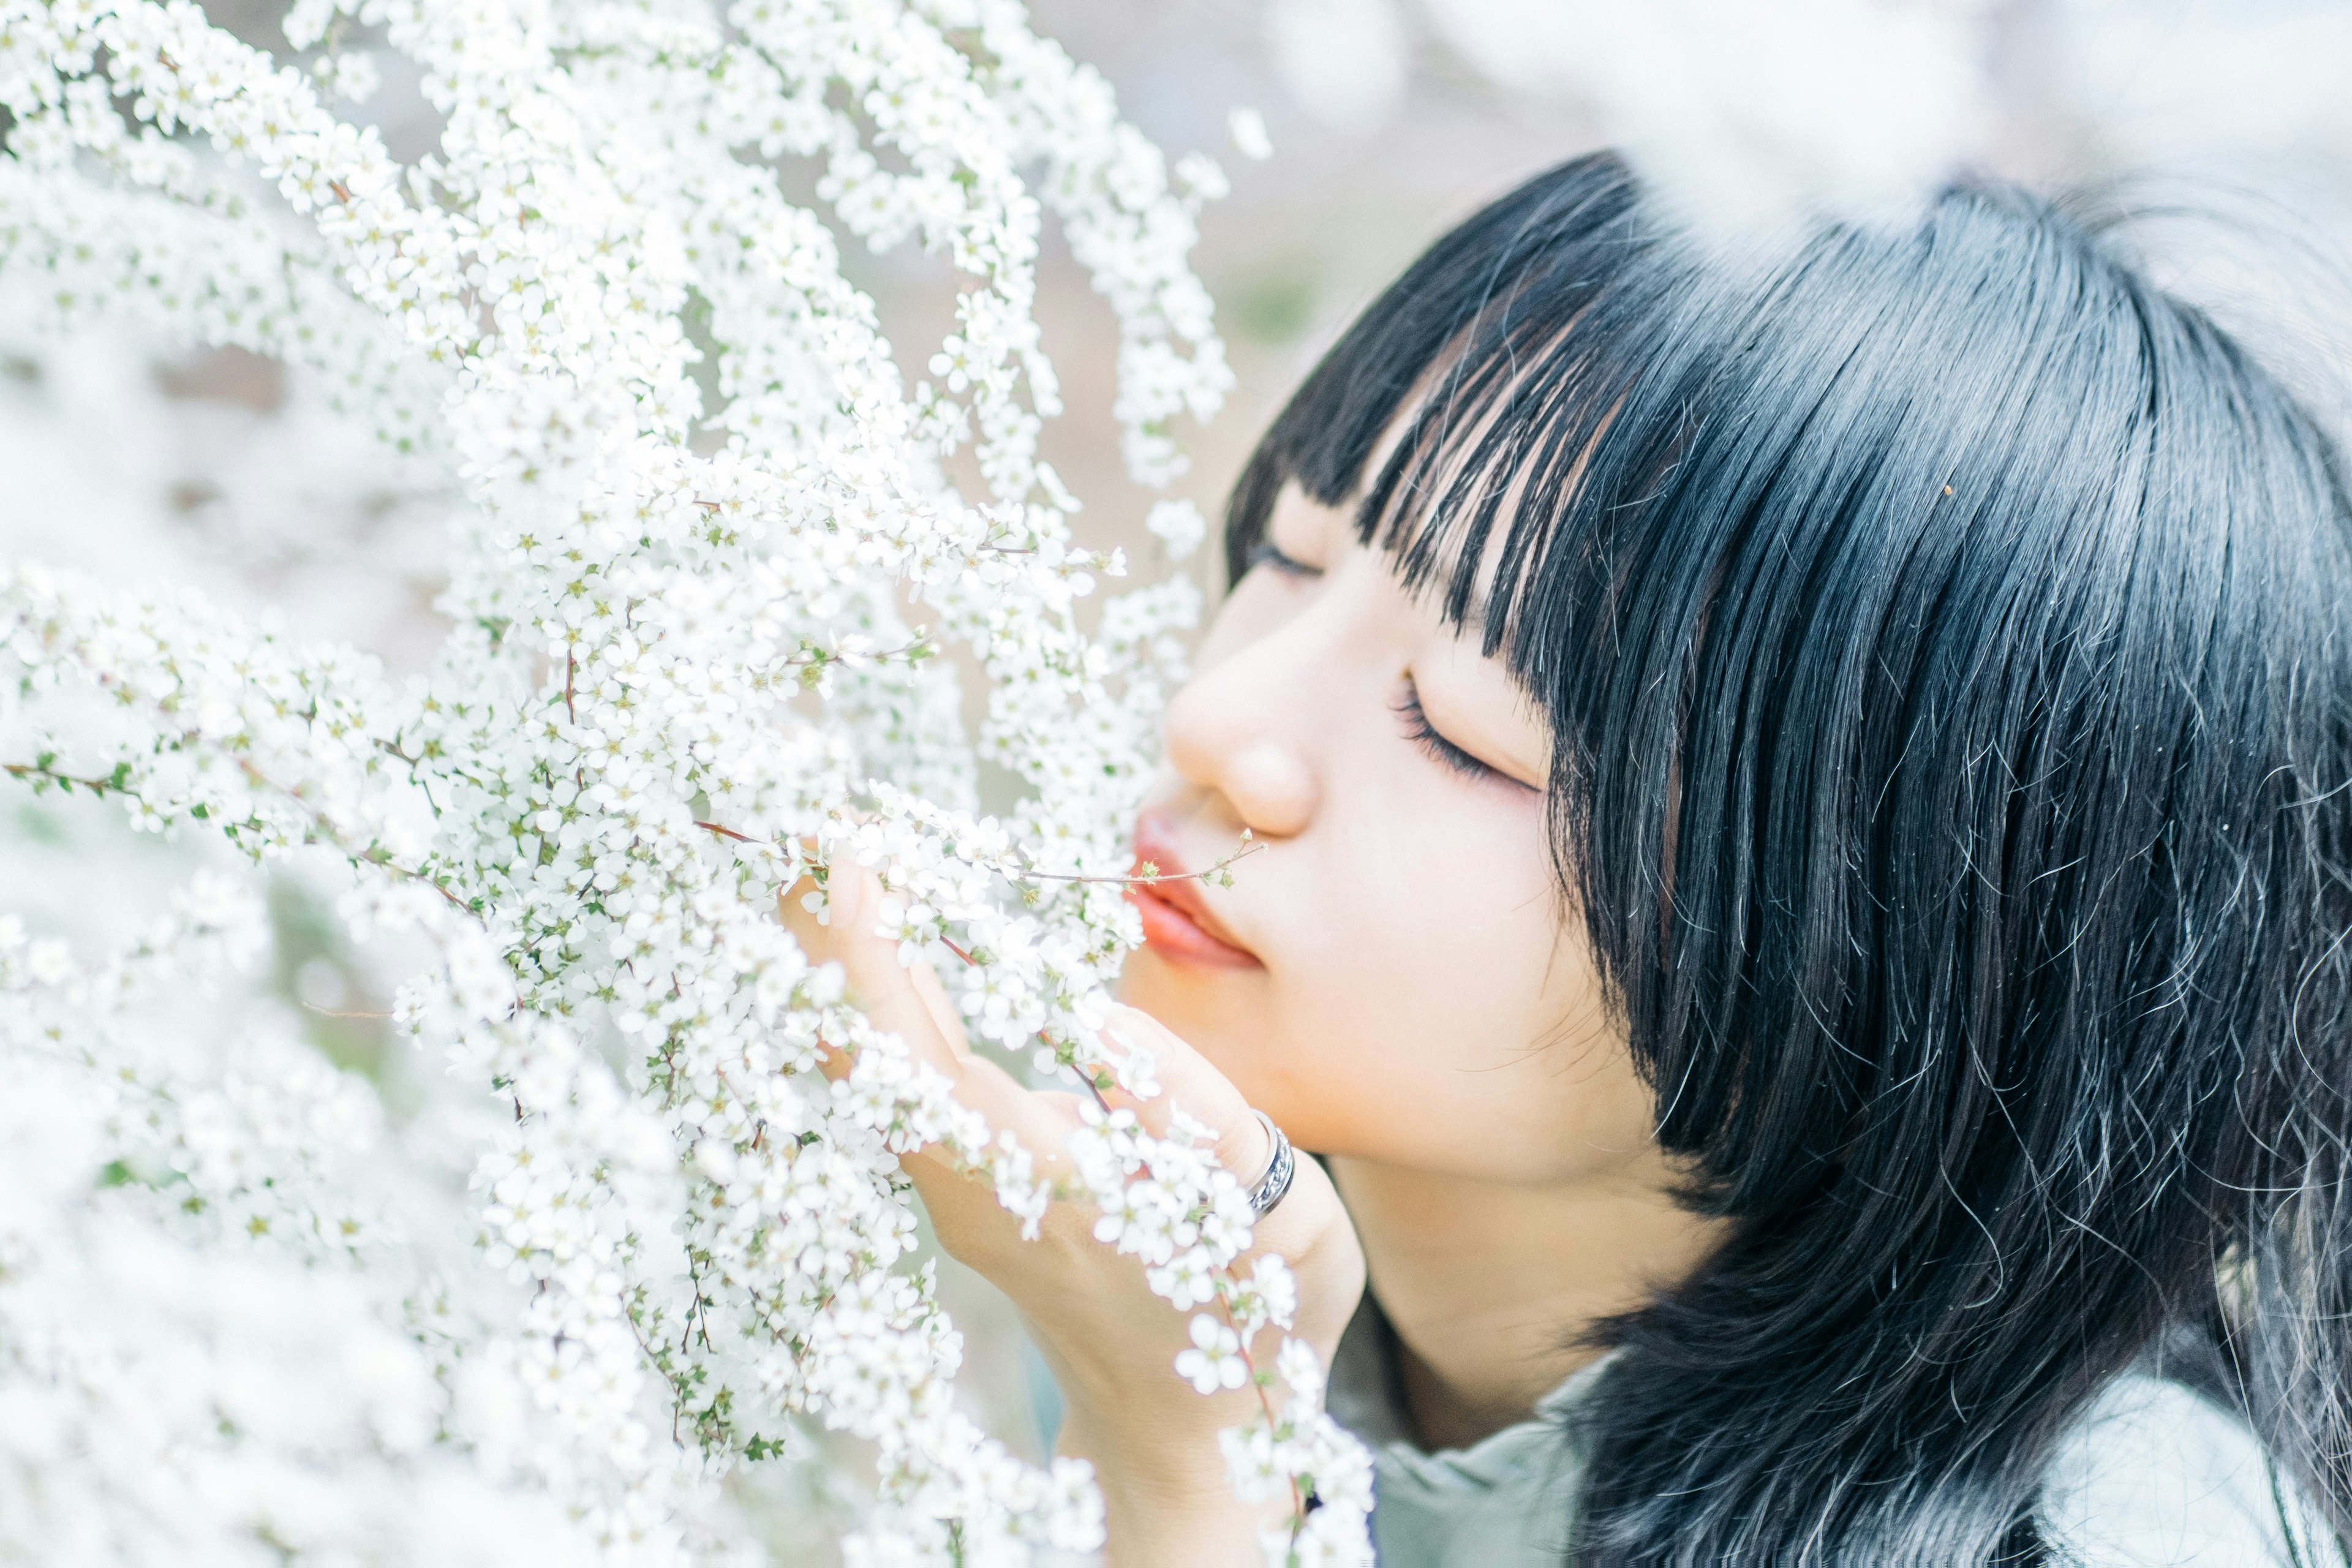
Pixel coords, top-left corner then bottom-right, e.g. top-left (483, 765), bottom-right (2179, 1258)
top-left (993, 0), bottom-right (2352, 607)
top-left (6, 0), bottom-right (2351, 1542)
top-left (22, 0), bottom-right (2352, 670)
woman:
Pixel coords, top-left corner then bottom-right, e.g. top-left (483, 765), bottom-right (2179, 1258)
top-left (791, 154), bottom-right (2352, 1564)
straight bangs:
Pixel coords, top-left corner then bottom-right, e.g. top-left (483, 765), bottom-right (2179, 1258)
top-left (1226, 150), bottom-right (2352, 1565)
top-left (1225, 155), bottom-right (1678, 673)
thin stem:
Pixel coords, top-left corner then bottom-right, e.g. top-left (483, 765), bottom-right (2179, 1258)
top-left (780, 636), bottom-right (931, 668)
top-left (8, 750), bottom-right (470, 911)
top-left (2, 760), bottom-right (123, 794)
top-left (1216, 1293), bottom-right (1306, 1534)
top-left (375, 854), bottom-right (470, 911)
top-left (937, 935), bottom-right (1115, 1112)
top-left (688, 816), bottom-right (1261, 892)
top-left (300, 1001), bottom-right (393, 1019)
top-left (1011, 839), bottom-right (1262, 888)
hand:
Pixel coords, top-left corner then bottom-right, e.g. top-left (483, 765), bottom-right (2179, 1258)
top-left (779, 864), bottom-right (1366, 1563)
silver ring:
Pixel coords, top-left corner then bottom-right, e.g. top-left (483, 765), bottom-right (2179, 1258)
top-left (1245, 1108), bottom-right (1295, 1220)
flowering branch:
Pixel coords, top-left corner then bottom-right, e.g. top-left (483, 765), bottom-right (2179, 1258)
top-left (2, 758), bottom-right (131, 796)
top-left (0, 0), bottom-right (1370, 1561)
top-left (1018, 834), bottom-right (1261, 889)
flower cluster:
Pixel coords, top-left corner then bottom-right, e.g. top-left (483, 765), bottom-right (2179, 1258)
top-left (0, 0), bottom-right (1368, 1562)
top-left (0, 861), bottom-right (611, 1563)
top-left (1067, 1104), bottom-right (1368, 1564)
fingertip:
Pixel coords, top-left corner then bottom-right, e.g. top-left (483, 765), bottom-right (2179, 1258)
top-left (1102, 1001), bottom-right (1171, 1050)
top-left (1098, 1004), bottom-right (1163, 1074)
top-left (827, 863), bottom-right (867, 931)
top-left (1105, 1003), bottom-right (1216, 1068)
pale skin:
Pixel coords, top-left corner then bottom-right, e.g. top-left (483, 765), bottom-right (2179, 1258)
top-left (783, 481), bottom-right (1726, 1559)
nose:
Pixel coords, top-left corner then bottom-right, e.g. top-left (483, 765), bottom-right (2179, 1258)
top-left (1163, 625), bottom-right (1325, 841)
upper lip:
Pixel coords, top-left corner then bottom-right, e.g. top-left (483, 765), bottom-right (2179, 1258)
top-left (1131, 813), bottom-right (1257, 956)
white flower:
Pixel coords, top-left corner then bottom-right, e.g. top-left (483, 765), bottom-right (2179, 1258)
top-left (1174, 1312), bottom-right (1250, 1394)
top-left (1275, 1334), bottom-right (1327, 1403)
top-left (22, 940), bottom-right (71, 988)
top-left (1146, 497), bottom-right (1208, 562)
top-left (1228, 105), bottom-right (1274, 162)
top-left (314, 50), bottom-right (379, 106)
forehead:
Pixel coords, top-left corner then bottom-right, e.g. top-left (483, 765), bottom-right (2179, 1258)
top-left (1267, 454), bottom-right (1530, 647)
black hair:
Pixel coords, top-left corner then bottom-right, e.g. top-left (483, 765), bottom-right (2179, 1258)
top-left (1229, 154), bottom-right (2352, 1566)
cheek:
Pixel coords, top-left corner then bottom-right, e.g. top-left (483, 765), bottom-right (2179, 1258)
top-left (1261, 779), bottom-right (1652, 1182)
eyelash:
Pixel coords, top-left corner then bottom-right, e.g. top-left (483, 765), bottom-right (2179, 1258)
top-left (1246, 540), bottom-right (1318, 578)
top-left (1392, 679), bottom-right (1496, 782)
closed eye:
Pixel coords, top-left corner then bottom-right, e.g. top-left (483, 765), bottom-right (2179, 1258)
top-left (1392, 677), bottom-right (1503, 783)
top-left (1246, 540), bottom-right (1321, 578)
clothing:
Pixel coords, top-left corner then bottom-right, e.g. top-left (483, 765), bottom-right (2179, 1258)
top-left (1324, 1300), bottom-right (2340, 1566)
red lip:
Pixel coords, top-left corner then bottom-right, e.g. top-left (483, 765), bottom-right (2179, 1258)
top-left (1128, 816), bottom-right (1262, 970)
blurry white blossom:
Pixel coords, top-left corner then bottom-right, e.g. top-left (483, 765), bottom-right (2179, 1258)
top-left (1265, 0), bottom-right (2352, 240)
top-left (1425, 0), bottom-right (1989, 230)
top-left (2052, 1), bottom-right (2352, 164)
top-left (1229, 105), bottom-right (1275, 162)
top-left (1270, 0), bottom-right (1412, 132)
top-left (1146, 497), bottom-right (1208, 562)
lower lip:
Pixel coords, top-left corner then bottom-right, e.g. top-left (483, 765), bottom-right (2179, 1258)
top-left (1128, 881), bottom-right (1262, 970)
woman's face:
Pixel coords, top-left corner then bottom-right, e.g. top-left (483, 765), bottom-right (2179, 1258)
top-left (1120, 483), bottom-right (1662, 1188)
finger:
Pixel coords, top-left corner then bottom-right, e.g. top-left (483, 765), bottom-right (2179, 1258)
top-left (1099, 1003), bottom-right (1279, 1186)
top-left (777, 865), bottom-right (850, 1080)
top-left (775, 863), bottom-right (1074, 1198)
top-left (779, 862), bottom-right (972, 1085)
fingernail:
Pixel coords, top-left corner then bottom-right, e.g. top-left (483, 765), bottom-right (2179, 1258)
top-left (828, 867), bottom-right (864, 930)
top-left (1102, 1003), bottom-right (1159, 1048)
